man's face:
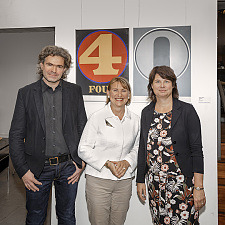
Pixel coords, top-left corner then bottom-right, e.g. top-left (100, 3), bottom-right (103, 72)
top-left (40, 55), bottom-right (66, 88)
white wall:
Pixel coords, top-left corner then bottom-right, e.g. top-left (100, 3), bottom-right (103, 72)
top-left (0, 0), bottom-right (217, 224)
top-left (0, 29), bottom-right (55, 137)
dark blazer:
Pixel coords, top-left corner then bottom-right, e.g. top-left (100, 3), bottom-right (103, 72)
top-left (9, 79), bottom-right (87, 179)
top-left (136, 98), bottom-right (204, 183)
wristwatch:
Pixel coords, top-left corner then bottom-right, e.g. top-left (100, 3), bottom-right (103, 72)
top-left (193, 186), bottom-right (204, 191)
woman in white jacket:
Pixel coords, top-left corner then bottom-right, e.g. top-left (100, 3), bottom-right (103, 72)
top-left (78, 77), bottom-right (140, 225)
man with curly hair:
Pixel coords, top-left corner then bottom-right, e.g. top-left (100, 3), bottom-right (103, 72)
top-left (9, 45), bottom-right (87, 225)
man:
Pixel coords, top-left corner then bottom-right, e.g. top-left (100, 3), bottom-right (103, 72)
top-left (9, 45), bottom-right (87, 225)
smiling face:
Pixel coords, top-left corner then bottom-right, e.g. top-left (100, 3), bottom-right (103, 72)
top-left (151, 73), bottom-right (173, 100)
top-left (40, 55), bottom-right (66, 89)
top-left (107, 81), bottom-right (130, 110)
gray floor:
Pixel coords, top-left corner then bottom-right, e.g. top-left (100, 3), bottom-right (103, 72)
top-left (0, 165), bottom-right (51, 225)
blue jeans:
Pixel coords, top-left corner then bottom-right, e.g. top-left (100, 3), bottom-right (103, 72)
top-left (25, 160), bottom-right (78, 225)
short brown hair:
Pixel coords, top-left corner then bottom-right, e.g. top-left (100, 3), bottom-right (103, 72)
top-left (37, 45), bottom-right (72, 79)
top-left (148, 66), bottom-right (179, 102)
top-left (106, 77), bottom-right (131, 105)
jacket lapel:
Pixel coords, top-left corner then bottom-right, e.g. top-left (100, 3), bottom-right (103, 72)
top-left (33, 80), bottom-right (46, 133)
top-left (146, 102), bottom-right (154, 129)
top-left (143, 102), bottom-right (155, 142)
top-left (62, 80), bottom-right (69, 128)
top-left (171, 98), bottom-right (181, 129)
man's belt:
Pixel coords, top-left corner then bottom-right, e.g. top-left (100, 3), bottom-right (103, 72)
top-left (45, 154), bottom-right (71, 165)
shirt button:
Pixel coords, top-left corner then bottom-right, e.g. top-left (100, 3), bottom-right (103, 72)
top-left (53, 118), bottom-right (56, 120)
top-left (53, 131), bottom-right (55, 134)
top-left (53, 144), bottom-right (55, 147)
top-left (173, 141), bottom-right (176, 144)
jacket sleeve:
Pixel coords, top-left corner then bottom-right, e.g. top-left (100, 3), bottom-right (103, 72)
top-left (9, 89), bottom-right (29, 178)
top-left (78, 113), bottom-right (108, 171)
top-left (187, 105), bottom-right (204, 174)
top-left (124, 116), bottom-right (140, 172)
top-left (136, 110), bottom-right (147, 183)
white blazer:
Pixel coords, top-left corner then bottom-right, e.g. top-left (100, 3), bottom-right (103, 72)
top-left (78, 104), bottom-right (140, 180)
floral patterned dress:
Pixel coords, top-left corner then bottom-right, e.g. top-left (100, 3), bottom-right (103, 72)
top-left (146, 110), bottom-right (199, 225)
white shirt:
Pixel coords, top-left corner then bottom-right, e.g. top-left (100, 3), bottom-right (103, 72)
top-left (78, 104), bottom-right (140, 180)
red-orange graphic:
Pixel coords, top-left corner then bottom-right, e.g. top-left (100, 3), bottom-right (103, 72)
top-left (77, 30), bottom-right (128, 83)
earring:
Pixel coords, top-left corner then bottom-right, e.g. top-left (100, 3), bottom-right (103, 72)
top-left (128, 96), bottom-right (130, 99)
top-left (108, 96), bottom-right (110, 98)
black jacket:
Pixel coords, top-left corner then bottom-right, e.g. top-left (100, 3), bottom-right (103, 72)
top-left (136, 98), bottom-right (204, 183)
top-left (9, 79), bottom-right (87, 178)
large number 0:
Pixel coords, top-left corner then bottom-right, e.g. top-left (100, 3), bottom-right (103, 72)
top-left (79, 34), bottom-right (121, 75)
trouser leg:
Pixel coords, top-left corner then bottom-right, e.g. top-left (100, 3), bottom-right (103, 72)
top-left (25, 165), bottom-right (54, 225)
top-left (109, 178), bottom-right (132, 225)
top-left (85, 175), bottom-right (112, 225)
top-left (54, 160), bottom-right (78, 225)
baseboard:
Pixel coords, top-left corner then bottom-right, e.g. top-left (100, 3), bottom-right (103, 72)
top-left (0, 134), bottom-right (9, 138)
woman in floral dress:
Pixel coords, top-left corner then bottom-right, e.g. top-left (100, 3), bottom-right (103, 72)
top-left (136, 66), bottom-right (206, 225)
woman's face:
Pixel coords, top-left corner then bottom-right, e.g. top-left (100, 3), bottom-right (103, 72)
top-left (107, 81), bottom-right (129, 109)
top-left (151, 74), bottom-right (173, 100)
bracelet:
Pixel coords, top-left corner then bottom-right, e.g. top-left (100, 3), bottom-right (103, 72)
top-left (193, 186), bottom-right (204, 191)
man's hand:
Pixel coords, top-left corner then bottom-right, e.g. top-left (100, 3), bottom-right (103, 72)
top-left (68, 161), bottom-right (85, 184)
top-left (22, 170), bottom-right (42, 192)
top-left (137, 183), bottom-right (147, 203)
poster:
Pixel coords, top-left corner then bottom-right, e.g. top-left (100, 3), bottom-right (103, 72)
top-left (133, 26), bottom-right (191, 97)
top-left (76, 28), bottom-right (129, 97)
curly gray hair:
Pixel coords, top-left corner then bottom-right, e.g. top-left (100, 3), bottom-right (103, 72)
top-left (37, 45), bottom-right (72, 79)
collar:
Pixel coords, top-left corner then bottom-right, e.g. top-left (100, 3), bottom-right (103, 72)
top-left (41, 79), bottom-right (62, 93)
top-left (148, 98), bottom-right (181, 111)
top-left (105, 103), bottom-right (131, 120)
